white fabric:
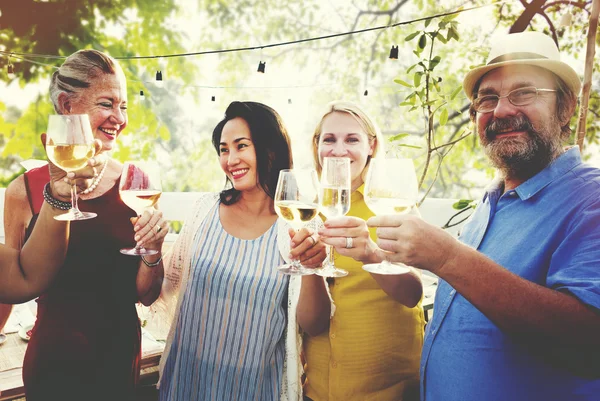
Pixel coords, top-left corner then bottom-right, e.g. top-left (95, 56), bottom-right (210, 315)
top-left (152, 193), bottom-right (328, 401)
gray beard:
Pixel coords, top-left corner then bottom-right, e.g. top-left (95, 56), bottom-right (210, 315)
top-left (482, 116), bottom-right (563, 182)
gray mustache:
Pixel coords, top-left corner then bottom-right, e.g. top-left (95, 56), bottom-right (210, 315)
top-left (485, 115), bottom-right (534, 140)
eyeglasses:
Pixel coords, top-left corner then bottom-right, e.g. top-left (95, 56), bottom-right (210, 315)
top-left (473, 86), bottom-right (557, 113)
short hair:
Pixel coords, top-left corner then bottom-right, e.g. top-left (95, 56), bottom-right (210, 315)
top-left (468, 72), bottom-right (577, 139)
top-left (212, 101), bottom-right (293, 205)
top-left (49, 49), bottom-right (121, 113)
top-left (311, 101), bottom-right (384, 177)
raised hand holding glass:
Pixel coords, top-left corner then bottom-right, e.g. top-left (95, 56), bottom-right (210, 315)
top-left (274, 169), bottom-right (320, 275)
top-left (119, 161), bottom-right (162, 256)
top-left (363, 157), bottom-right (418, 274)
top-left (45, 114), bottom-right (97, 221)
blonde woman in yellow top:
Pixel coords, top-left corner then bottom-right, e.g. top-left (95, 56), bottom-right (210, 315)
top-left (297, 101), bottom-right (424, 401)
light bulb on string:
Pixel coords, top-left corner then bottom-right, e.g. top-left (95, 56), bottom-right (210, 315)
top-left (559, 1), bottom-right (573, 27)
top-left (155, 70), bottom-right (163, 87)
top-left (139, 90), bottom-right (145, 101)
top-left (364, 89), bottom-right (368, 96)
top-left (257, 61), bottom-right (266, 73)
top-left (389, 45), bottom-right (399, 59)
top-left (7, 63), bottom-right (15, 79)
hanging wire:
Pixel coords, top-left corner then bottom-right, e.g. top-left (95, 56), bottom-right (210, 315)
top-left (0, 2), bottom-right (505, 61)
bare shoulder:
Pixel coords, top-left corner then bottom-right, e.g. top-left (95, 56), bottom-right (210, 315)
top-left (4, 175), bottom-right (31, 249)
top-left (5, 175), bottom-right (28, 207)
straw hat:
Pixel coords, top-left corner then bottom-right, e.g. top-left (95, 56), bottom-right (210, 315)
top-left (463, 31), bottom-right (581, 101)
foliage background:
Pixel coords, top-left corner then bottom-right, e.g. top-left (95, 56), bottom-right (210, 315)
top-left (0, 0), bottom-right (597, 200)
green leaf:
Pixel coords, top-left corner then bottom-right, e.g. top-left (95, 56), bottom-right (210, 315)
top-left (450, 85), bottom-right (463, 101)
top-left (405, 32), bottom-right (420, 41)
top-left (437, 35), bottom-right (448, 44)
top-left (414, 73), bottom-right (422, 87)
top-left (396, 144), bottom-right (422, 149)
top-left (394, 78), bottom-right (412, 87)
top-left (439, 108), bottom-right (449, 126)
top-left (418, 34), bottom-right (427, 49)
top-left (406, 64), bottom-right (417, 74)
top-left (424, 18), bottom-right (432, 28)
top-left (453, 199), bottom-right (473, 210)
top-left (389, 133), bottom-right (410, 141)
top-left (429, 56), bottom-right (441, 70)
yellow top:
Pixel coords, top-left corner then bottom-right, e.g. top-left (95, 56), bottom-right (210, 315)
top-left (304, 185), bottom-right (424, 401)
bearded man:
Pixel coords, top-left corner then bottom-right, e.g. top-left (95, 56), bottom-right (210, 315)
top-left (368, 31), bottom-right (600, 401)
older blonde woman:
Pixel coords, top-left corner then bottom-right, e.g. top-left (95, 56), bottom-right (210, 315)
top-left (4, 49), bottom-right (166, 401)
top-left (298, 101), bottom-right (424, 401)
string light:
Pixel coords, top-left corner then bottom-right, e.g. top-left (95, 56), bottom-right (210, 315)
top-left (0, 3), bottom-right (497, 62)
top-left (364, 89), bottom-right (368, 96)
top-left (155, 70), bottom-right (163, 87)
top-left (559, 1), bottom-right (573, 27)
top-left (257, 61), bottom-right (266, 73)
top-left (139, 90), bottom-right (145, 100)
top-left (7, 63), bottom-right (14, 79)
top-left (389, 45), bottom-right (399, 59)
top-left (211, 95), bottom-right (216, 101)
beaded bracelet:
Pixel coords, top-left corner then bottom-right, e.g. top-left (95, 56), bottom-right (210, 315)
top-left (43, 183), bottom-right (72, 210)
top-left (141, 255), bottom-right (162, 268)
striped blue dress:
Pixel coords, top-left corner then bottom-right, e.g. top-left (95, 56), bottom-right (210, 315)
top-left (159, 203), bottom-right (289, 401)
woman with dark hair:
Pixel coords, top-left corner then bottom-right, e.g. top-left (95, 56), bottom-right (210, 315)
top-left (156, 101), bottom-right (326, 401)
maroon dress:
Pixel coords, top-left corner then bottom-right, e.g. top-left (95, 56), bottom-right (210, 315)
top-left (21, 166), bottom-right (142, 401)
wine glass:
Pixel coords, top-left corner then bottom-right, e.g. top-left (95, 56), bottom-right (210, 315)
top-left (316, 157), bottom-right (351, 278)
top-left (119, 161), bottom-right (163, 256)
top-left (45, 114), bottom-right (97, 221)
top-left (274, 169), bottom-right (320, 275)
top-left (362, 158), bottom-right (418, 274)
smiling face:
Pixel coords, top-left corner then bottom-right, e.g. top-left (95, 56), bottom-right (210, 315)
top-left (59, 70), bottom-right (128, 153)
top-left (475, 65), bottom-right (564, 180)
top-left (218, 117), bottom-right (260, 193)
top-left (317, 111), bottom-right (375, 191)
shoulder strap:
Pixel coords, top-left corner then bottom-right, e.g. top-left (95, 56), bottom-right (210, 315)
top-left (24, 166), bottom-right (50, 215)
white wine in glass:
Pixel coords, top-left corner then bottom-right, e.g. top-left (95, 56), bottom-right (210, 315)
top-left (274, 169), bottom-right (320, 275)
top-left (363, 158), bottom-right (418, 275)
top-left (45, 114), bottom-right (97, 221)
top-left (316, 157), bottom-right (351, 278)
top-left (119, 161), bottom-right (162, 256)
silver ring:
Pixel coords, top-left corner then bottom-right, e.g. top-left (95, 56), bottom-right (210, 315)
top-left (345, 237), bottom-right (353, 249)
top-left (308, 236), bottom-right (317, 246)
top-left (155, 225), bottom-right (162, 233)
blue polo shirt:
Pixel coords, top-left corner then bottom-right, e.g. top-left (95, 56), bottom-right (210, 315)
top-left (421, 148), bottom-right (600, 401)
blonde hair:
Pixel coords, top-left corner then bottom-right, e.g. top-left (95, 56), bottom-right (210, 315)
top-left (311, 101), bottom-right (384, 178)
top-left (49, 49), bottom-right (123, 113)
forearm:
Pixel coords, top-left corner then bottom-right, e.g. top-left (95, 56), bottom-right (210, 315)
top-left (370, 269), bottom-right (423, 307)
top-left (296, 275), bottom-right (331, 336)
top-left (440, 244), bottom-right (600, 348)
top-left (136, 253), bottom-right (164, 306)
top-left (0, 202), bottom-right (69, 303)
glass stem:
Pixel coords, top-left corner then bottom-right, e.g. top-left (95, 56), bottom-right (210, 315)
top-left (327, 245), bottom-right (335, 266)
top-left (70, 183), bottom-right (79, 212)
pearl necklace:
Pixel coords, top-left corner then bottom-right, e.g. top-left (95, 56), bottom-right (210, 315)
top-left (81, 160), bottom-right (108, 195)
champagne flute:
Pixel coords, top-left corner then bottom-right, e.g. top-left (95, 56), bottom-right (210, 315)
top-left (119, 161), bottom-right (162, 256)
top-left (316, 157), bottom-right (351, 278)
top-left (45, 114), bottom-right (97, 221)
top-left (363, 158), bottom-right (418, 274)
top-left (274, 169), bottom-right (320, 275)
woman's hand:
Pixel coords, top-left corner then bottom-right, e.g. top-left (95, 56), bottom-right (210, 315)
top-left (318, 216), bottom-right (380, 264)
top-left (132, 209), bottom-right (168, 252)
top-left (45, 136), bottom-right (105, 201)
top-left (288, 227), bottom-right (326, 268)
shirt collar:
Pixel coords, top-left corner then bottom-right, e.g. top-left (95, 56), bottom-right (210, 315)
top-left (484, 147), bottom-right (582, 201)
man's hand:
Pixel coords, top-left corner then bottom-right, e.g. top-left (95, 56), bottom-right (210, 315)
top-left (367, 214), bottom-right (459, 275)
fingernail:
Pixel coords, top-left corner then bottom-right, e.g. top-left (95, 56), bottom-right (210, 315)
top-left (67, 172), bottom-right (75, 178)
top-left (290, 242), bottom-right (296, 248)
top-left (89, 158), bottom-right (96, 165)
top-left (134, 235), bottom-right (140, 241)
